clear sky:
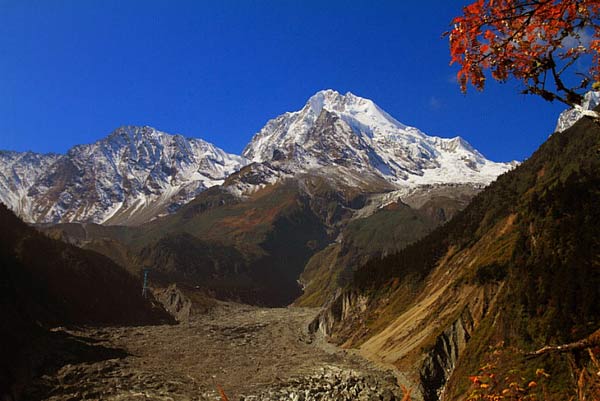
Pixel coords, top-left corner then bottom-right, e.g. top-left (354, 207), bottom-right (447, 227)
top-left (0, 0), bottom-right (567, 162)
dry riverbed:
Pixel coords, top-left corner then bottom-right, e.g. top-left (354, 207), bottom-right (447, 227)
top-left (25, 301), bottom-right (408, 401)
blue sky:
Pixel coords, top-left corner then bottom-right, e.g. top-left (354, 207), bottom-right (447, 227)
top-left (0, 0), bottom-right (567, 162)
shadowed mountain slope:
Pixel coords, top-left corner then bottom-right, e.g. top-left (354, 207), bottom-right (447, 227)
top-left (0, 203), bottom-right (172, 400)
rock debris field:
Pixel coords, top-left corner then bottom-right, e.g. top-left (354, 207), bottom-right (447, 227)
top-left (26, 301), bottom-right (408, 401)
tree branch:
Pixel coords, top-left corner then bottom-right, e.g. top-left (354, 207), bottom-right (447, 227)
top-left (526, 328), bottom-right (600, 358)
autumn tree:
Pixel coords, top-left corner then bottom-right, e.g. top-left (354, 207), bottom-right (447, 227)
top-left (447, 0), bottom-right (600, 116)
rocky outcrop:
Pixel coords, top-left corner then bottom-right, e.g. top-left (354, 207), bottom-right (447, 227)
top-left (154, 284), bottom-right (193, 323)
top-left (308, 221), bottom-right (509, 400)
top-left (310, 289), bottom-right (491, 400)
top-left (554, 91), bottom-right (600, 132)
top-left (308, 290), bottom-right (369, 338)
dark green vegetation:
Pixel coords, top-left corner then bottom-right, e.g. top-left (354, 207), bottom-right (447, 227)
top-left (327, 114), bottom-right (600, 400)
top-left (0, 204), bottom-right (172, 401)
top-left (296, 194), bottom-right (470, 307)
top-left (136, 181), bottom-right (332, 305)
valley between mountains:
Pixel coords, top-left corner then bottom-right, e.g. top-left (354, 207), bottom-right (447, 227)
top-left (24, 300), bottom-right (407, 401)
top-left (2, 90), bottom-right (599, 401)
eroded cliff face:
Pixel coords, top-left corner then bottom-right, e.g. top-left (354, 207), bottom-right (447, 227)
top-left (308, 290), bottom-right (370, 338)
top-left (311, 290), bottom-right (502, 399)
top-left (154, 284), bottom-right (194, 323)
top-left (309, 214), bottom-right (515, 400)
top-left (419, 308), bottom-right (474, 401)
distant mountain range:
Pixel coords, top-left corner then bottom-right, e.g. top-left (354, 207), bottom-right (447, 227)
top-left (1, 90), bottom-right (516, 225)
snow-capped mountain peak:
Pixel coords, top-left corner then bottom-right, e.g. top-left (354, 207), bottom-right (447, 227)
top-left (0, 126), bottom-right (248, 225)
top-left (242, 89), bottom-right (515, 187)
top-left (308, 89), bottom-right (415, 137)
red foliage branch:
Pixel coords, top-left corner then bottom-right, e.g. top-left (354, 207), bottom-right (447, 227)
top-left (447, 0), bottom-right (600, 108)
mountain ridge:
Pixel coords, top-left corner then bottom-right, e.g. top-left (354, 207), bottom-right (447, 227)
top-left (0, 126), bottom-right (247, 225)
top-left (1, 90), bottom-right (517, 226)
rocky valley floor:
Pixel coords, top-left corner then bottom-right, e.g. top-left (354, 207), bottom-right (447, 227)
top-left (24, 302), bottom-right (408, 401)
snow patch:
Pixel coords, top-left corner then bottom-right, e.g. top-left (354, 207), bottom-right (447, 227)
top-left (555, 91), bottom-right (600, 132)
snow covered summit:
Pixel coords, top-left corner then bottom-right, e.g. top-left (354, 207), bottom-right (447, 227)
top-left (242, 89), bottom-right (515, 187)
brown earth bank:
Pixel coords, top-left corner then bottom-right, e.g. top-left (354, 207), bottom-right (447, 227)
top-left (24, 299), bottom-right (410, 401)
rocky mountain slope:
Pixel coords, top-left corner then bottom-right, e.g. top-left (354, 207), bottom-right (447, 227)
top-left (310, 108), bottom-right (600, 400)
top-left (295, 183), bottom-right (479, 308)
top-left (0, 151), bottom-right (61, 219)
top-left (0, 126), bottom-right (247, 225)
top-left (555, 90), bottom-right (600, 132)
